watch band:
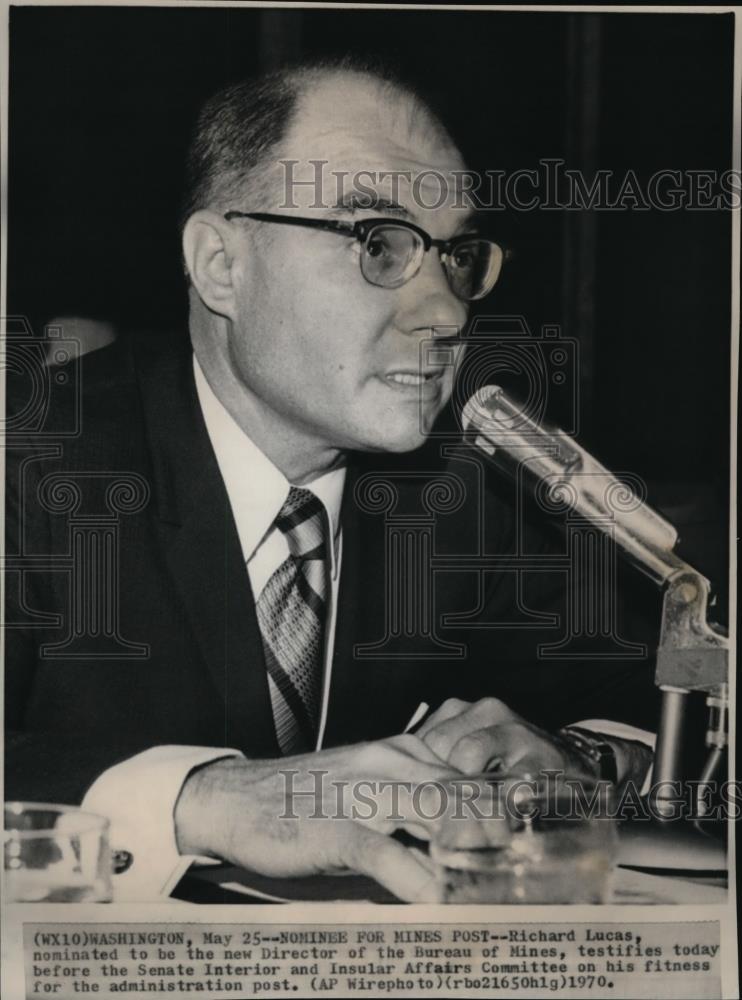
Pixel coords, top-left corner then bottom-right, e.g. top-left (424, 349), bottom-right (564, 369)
top-left (558, 726), bottom-right (618, 785)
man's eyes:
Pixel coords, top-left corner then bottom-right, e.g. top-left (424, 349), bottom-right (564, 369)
top-left (366, 234), bottom-right (393, 258)
top-left (453, 248), bottom-right (475, 268)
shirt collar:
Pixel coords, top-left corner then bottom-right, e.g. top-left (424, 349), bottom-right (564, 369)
top-left (193, 356), bottom-right (345, 572)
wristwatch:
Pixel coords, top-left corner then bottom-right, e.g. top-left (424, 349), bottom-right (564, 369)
top-left (558, 726), bottom-right (618, 784)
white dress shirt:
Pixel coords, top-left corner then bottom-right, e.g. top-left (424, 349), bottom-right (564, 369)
top-left (83, 356), bottom-right (653, 900)
top-left (191, 357), bottom-right (346, 748)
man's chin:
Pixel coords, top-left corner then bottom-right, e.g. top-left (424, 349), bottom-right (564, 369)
top-left (356, 430), bottom-right (430, 455)
top-left (341, 403), bottom-right (445, 454)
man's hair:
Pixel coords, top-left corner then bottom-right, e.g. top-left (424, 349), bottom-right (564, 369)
top-left (179, 56), bottom-right (448, 230)
top-left (180, 68), bottom-right (298, 230)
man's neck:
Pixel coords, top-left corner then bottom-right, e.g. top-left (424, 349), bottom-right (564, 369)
top-left (192, 341), bottom-right (346, 486)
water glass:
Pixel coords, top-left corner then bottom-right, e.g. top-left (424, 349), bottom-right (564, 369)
top-left (430, 774), bottom-right (618, 904)
top-left (4, 802), bottom-right (113, 902)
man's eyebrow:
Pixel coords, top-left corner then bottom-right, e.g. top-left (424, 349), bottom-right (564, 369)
top-left (329, 192), bottom-right (482, 235)
top-left (329, 192), bottom-right (412, 218)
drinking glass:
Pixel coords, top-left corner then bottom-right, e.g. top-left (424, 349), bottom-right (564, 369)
top-left (430, 773), bottom-right (618, 904)
top-left (4, 802), bottom-right (113, 902)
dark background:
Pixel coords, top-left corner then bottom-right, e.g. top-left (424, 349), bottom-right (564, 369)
top-left (7, 6), bottom-right (734, 594)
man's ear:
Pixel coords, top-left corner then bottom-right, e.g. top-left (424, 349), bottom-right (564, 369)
top-left (182, 210), bottom-right (244, 319)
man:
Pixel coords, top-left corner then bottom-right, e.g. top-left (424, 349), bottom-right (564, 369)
top-left (5, 61), bottom-right (656, 901)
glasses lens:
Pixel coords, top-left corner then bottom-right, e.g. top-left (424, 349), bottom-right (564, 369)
top-left (361, 226), bottom-right (423, 288)
top-left (446, 239), bottom-right (504, 301)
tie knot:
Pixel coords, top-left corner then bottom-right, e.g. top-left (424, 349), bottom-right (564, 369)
top-left (275, 487), bottom-right (328, 561)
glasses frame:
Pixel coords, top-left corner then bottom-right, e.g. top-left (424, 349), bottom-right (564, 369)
top-left (223, 210), bottom-right (509, 300)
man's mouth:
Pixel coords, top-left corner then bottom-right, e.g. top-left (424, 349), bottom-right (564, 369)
top-left (384, 369), bottom-right (443, 387)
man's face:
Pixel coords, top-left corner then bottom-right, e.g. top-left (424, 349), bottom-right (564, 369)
top-left (226, 76), bottom-right (471, 458)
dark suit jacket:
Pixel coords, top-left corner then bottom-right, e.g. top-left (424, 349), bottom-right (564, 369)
top-left (4, 332), bottom-right (662, 803)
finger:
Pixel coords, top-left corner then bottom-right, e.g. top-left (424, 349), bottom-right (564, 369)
top-left (408, 845), bottom-right (438, 876)
top-left (398, 821), bottom-right (432, 842)
top-left (395, 778), bottom-right (453, 843)
top-left (416, 698), bottom-right (472, 738)
top-left (504, 743), bottom-right (570, 777)
top-left (423, 698), bottom-right (516, 763)
top-left (355, 738), bottom-right (460, 784)
top-left (449, 723), bottom-right (568, 777)
top-left (449, 726), bottom-right (510, 774)
top-left (428, 779), bottom-right (506, 852)
top-left (386, 732), bottom-right (463, 769)
top-left (372, 776), bottom-right (497, 847)
top-left (341, 824), bottom-right (441, 902)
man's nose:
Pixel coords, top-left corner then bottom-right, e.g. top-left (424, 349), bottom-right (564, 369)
top-left (393, 251), bottom-right (469, 337)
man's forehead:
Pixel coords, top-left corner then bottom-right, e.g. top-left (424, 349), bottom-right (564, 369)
top-left (270, 72), bottom-right (468, 220)
top-left (294, 73), bottom-right (460, 153)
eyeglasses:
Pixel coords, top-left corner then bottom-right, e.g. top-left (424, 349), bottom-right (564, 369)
top-left (223, 211), bottom-right (509, 302)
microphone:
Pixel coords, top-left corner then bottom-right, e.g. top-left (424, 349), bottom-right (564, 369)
top-left (461, 385), bottom-right (683, 585)
top-left (463, 386), bottom-right (728, 815)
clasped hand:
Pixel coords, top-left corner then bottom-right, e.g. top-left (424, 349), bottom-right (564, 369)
top-left (174, 697), bottom-right (595, 902)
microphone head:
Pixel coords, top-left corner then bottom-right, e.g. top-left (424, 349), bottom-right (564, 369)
top-left (462, 384), bottom-right (544, 447)
top-left (461, 385), bottom-right (502, 434)
top-left (462, 383), bottom-right (680, 579)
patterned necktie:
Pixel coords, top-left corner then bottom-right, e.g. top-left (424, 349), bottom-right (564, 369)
top-left (256, 487), bottom-right (330, 755)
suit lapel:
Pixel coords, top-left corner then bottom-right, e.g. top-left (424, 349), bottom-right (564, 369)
top-left (324, 462), bottom-right (429, 745)
top-left (135, 335), bottom-right (279, 757)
